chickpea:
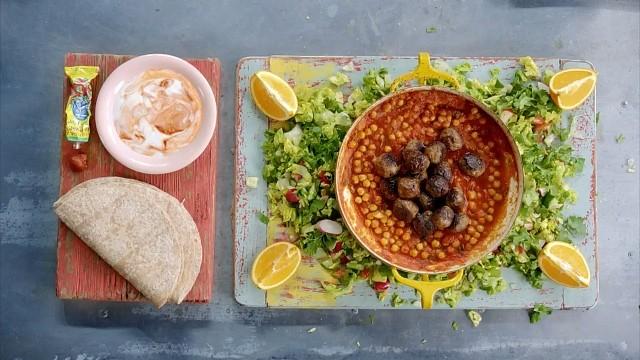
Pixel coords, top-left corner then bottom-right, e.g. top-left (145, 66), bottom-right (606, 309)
top-left (487, 215), bottom-right (494, 222)
top-left (371, 220), bottom-right (380, 228)
top-left (380, 238), bottom-right (389, 246)
top-left (384, 145), bottom-right (392, 152)
top-left (352, 175), bottom-right (360, 184)
top-left (434, 231), bottom-right (444, 239)
top-left (371, 124), bottom-right (378, 131)
top-left (355, 197), bottom-right (363, 204)
top-left (402, 233), bottom-right (411, 241)
top-left (488, 175), bottom-right (495, 182)
top-left (437, 251), bottom-right (446, 259)
top-left (365, 219), bottom-right (372, 227)
top-left (354, 151), bottom-right (363, 159)
top-left (469, 238), bottom-right (478, 245)
top-left (391, 244), bottom-right (400, 252)
top-left (363, 180), bottom-right (371, 188)
top-left (374, 227), bottom-right (383, 235)
top-left (468, 190), bottom-right (477, 200)
top-left (362, 208), bottom-right (370, 215)
top-left (416, 242), bottom-right (425, 251)
top-left (368, 144), bottom-right (376, 150)
top-left (363, 194), bottom-right (371, 202)
top-left (432, 240), bottom-right (441, 248)
top-left (452, 240), bottom-right (460, 248)
top-left (493, 180), bottom-right (500, 188)
top-left (421, 251), bottom-right (429, 259)
top-left (389, 134), bottom-right (396, 141)
top-left (395, 228), bottom-right (404, 236)
top-left (494, 194), bottom-right (503, 201)
top-left (357, 187), bottom-right (365, 196)
top-left (358, 174), bottom-right (367, 181)
top-left (401, 245), bottom-right (410, 254)
top-left (369, 204), bottom-right (378, 212)
top-left (477, 225), bottom-right (485, 232)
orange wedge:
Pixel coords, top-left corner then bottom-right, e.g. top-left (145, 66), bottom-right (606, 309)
top-left (250, 71), bottom-right (298, 121)
top-left (538, 241), bottom-right (590, 288)
top-left (549, 68), bottom-right (597, 110)
top-left (251, 241), bottom-right (301, 290)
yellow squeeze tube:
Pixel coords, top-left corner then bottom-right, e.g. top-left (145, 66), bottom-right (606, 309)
top-left (64, 66), bottom-right (99, 149)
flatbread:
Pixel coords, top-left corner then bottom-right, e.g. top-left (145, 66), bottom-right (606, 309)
top-left (103, 177), bottom-right (202, 304)
top-left (53, 177), bottom-right (197, 307)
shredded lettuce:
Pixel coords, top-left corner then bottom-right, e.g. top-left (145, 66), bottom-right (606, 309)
top-left (261, 59), bottom-right (585, 305)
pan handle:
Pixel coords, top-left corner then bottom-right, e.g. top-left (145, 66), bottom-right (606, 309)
top-left (390, 52), bottom-right (461, 92)
top-left (391, 268), bottom-right (464, 309)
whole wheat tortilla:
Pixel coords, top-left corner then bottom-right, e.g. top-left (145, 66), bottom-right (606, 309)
top-left (53, 177), bottom-right (187, 307)
top-left (102, 177), bottom-right (202, 304)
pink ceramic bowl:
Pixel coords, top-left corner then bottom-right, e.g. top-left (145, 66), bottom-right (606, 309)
top-left (95, 54), bottom-right (216, 174)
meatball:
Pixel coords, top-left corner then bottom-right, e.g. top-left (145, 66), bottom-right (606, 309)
top-left (392, 199), bottom-right (419, 222)
top-left (397, 177), bottom-right (420, 199)
top-left (425, 175), bottom-right (451, 198)
top-left (414, 167), bottom-right (429, 181)
top-left (446, 187), bottom-right (467, 211)
top-left (373, 153), bottom-right (400, 178)
top-left (458, 152), bottom-right (486, 177)
top-left (404, 139), bottom-right (426, 154)
top-left (417, 193), bottom-right (435, 210)
top-left (412, 212), bottom-right (436, 239)
top-left (431, 206), bottom-right (455, 229)
top-left (451, 213), bottom-right (470, 232)
top-left (429, 162), bottom-right (453, 183)
top-left (439, 128), bottom-right (464, 151)
top-left (380, 177), bottom-right (398, 201)
top-left (402, 150), bottom-right (429, 175)
top-left (424, 141), bottom-right (447, 164)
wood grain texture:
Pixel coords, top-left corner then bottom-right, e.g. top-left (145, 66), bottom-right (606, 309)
top-left (56, 53), bottom-right (220, 303)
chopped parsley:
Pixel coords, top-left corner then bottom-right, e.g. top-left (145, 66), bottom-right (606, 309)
top-left (451, 321), bottom-right (459, 331)
top-left (426, 26), bottom-right (438, 33)
top-left (615, 134), bottom-right (625, 143)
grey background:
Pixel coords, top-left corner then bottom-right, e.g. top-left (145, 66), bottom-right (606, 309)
top-left (1, 0), bottom-right (639, 359)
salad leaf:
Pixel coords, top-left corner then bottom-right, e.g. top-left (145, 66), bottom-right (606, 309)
top-left (529, 303), bottom-right (553, 323)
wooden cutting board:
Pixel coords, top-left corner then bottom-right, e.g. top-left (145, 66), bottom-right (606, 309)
top-left (56, 53), bottom-right (220, 303)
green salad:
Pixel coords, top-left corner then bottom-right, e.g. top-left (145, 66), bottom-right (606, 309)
top-left (261, 57), bottom-right (585, 306)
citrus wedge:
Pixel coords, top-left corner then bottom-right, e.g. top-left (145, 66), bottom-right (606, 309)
top-left (250, 71), bottom-right (298, 121)
top-left (538, 241), bottom-right (590, 288)
top-left (251, 241), bottom-right (301, 290)
top-left (549, 68), bottom-right (597, 110)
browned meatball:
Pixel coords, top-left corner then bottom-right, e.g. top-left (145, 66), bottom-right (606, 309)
top-left (392, 199), bottom-right (419, 222)
top-left (446, 187), bottom-right (467, 211)
top-left (397, 177), bottom-right (420, 199)
top-left (425, 175), bottom-right (450, 198)
top-left (451, 213), bottom-right (470, 232)
top-left (380, 177), bottom-right (398, 201)
top-left (431, 206), bottom-right (455, 229)
top-left (429, 162), bottom-right (453, 183)
top-left (403, 150), bottom-right (429, 175)
top-left (404, 139), bottom-right (426, 154)
top-left (412, 212), bottom-right (435, 238)
top-left (440, 128), bottom-right (464, 151)
top-left (417, 193), bottom-right (435, 210)
top-left (373, 153), bottom-right (400, 178)
top-left (458, 152), bottom-right (486, 177)
top-left (424, 141), bottom-right (447, 164)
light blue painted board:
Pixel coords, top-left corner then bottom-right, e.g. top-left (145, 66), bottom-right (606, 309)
top-left (234, 56), bottom-right (598, 309)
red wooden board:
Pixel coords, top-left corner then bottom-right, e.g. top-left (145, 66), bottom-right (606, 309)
top-left (56, 53), bottom-right (220, 303)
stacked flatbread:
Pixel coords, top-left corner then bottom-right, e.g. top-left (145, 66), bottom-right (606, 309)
top-left (53, 177), bottom-right (202, 307)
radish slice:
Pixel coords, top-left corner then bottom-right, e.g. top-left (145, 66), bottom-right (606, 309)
top-left (315, 219), bottom-right (343, 235)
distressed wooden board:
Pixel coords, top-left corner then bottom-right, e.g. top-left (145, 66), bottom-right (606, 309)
top-left (234, 55), bottom-right (597, 309)
top-left (56, 53), bottom-right (220, 303)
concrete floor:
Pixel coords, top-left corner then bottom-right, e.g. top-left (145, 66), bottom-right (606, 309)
top-left (1, 0), bottom-right (639, 359)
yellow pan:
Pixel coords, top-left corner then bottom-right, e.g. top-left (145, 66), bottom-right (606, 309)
top-left (335, 52), bottom-right (524, 309)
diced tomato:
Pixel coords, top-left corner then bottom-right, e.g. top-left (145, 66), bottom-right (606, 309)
top-left (292, 173), bottom-right (302, 181)
top-left (340, 255), bottom-right (349, 264)
top-left (532, 116), bottom-right (549, 133)
top-left (285, 189), bottom-right (299, 203)
top-left (359, 268), bottom-right (371, 279)
top-left (331, 241), bottom-right (343, 254)
top-left (373, 281), bottom-right (390, 292)
top-left (516, 245), bottom-right (526, 255)
top-left (318, 171), bottom-right (332, 185)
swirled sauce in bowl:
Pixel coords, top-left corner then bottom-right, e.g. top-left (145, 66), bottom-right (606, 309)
top-left (115, 69), bottom-right (202, 156)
